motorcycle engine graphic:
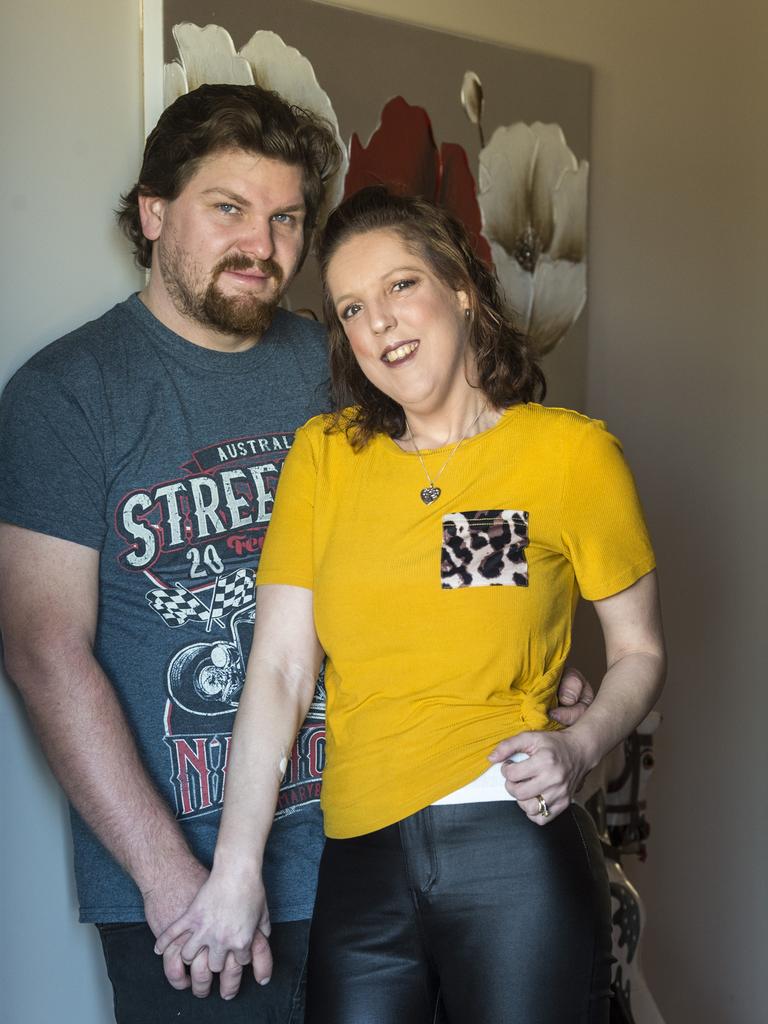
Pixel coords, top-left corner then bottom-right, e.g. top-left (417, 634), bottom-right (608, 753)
top-left (166, 604), bottom-right (255, 715)
top-left (166, 640), bottom-right (244, 715)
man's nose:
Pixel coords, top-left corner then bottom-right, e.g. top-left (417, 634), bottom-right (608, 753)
top-left (239, 219), bottom-right (275, 261)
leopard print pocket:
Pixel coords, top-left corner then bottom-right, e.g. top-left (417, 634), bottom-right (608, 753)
top-left (441, 509), bottom-right (529, 589)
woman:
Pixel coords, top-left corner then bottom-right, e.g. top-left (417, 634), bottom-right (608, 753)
top-left (156, 187), bottom-right (665, 1022)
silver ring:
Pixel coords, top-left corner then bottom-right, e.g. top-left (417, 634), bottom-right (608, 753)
top-left (536, 794), bottom-right (550, 818)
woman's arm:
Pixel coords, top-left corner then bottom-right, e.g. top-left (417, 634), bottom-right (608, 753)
top-left (154, 582), bottom-right (323, 994)
top-left (490, 570), bottom-right (666, 823)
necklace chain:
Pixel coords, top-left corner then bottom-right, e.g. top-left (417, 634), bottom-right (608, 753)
top-left (405, 405), bottom-right (485, 505)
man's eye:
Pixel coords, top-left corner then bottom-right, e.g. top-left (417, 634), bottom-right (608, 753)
top-left (340, 303), bottom-right (362, 321)
top-left (392, 278), bottom-right (417, 293)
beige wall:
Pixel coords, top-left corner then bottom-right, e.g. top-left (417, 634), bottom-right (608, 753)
top-left (2, 1), bottom-right (765, 1021)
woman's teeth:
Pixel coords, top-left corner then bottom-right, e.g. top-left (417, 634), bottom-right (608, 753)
top-left (383, 342), bottom-right (418, 363)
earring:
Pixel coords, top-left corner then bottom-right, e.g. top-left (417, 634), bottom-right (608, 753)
top-left (464, 308), bottom-right (471, 319)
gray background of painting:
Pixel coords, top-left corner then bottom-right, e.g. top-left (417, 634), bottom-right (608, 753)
top-left (164, 0), bottom-right (591, 411)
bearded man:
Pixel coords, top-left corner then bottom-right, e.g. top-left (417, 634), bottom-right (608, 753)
top-left (0, 83), bottom-right (340, 1023)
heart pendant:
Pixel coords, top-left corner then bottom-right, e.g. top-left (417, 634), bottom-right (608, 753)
top-left (420, 486), bottom-right (441, 505)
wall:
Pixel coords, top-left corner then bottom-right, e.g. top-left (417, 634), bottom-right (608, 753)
top-left (2, 1), bottom-right (766, 1021)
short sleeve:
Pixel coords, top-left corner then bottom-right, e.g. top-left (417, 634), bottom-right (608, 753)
top-left (256, 421), bottom-right (318, 589)
top-left (560, 420), bottom-right (656, 601)
top-left (0, 367), bottom-right (107, 549)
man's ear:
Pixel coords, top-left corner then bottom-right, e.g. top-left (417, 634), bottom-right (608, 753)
top-left (138, 193), bottom-right (166, 243)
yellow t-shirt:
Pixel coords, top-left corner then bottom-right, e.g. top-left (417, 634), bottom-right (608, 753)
top-left (257, 403), bottom-right (655, 838)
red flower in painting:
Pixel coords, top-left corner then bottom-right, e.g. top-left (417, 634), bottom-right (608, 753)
top-left (344, 96), bottom-right (492, 264)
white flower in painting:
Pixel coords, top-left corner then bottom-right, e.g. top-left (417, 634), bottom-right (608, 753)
top-left (164, 23), bottom-right (348, 217)
top-left (164, 23), bottom-right (253, 104)
top-left (478, 122), bottom-right (588, 353)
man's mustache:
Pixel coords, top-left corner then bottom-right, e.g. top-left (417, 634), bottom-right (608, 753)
top-left (214, 253), bottom-right (283, 286)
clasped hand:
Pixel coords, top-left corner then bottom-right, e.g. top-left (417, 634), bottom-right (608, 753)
top-left (153, 872), bottom-right (272, 1000)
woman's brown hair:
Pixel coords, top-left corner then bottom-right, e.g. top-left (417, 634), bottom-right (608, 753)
top-left (317, 187), bottom-right (546, 449)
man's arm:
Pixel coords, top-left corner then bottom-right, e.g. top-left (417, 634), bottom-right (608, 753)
top-left (0, 524), bottom-right (212, 993)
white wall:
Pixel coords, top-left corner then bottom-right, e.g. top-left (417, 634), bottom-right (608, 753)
top-left (2, 1), bottom-right (766, 1021)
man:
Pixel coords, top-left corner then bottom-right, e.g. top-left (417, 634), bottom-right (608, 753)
top-left (0, 82), bottom-right (591, 1021)
top-left (0, 83), bottom-right (340, 1022)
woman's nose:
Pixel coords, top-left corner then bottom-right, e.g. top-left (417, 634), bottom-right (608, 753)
top-left (369, 305), bottom-right (396, 334)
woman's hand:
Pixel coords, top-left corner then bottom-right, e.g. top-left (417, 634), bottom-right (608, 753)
top-left (488, 729), bottom-right (593, 825)
top-left (154, 869), bottom-right (273, 999)
top-left (489, 573), bottom-right (666, 826)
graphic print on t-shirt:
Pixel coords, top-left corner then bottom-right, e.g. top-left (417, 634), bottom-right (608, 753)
top-left (114, 432), bottom-right (325, 822)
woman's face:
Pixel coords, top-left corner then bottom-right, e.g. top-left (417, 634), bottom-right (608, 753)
top-left (326, 228), bottom-right (474, 419)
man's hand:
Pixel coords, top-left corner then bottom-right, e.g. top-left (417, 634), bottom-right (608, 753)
top-left (144, 857), bottom-right (262, 1000)
top-left (142, 858), bottom-right (214, 997)
top-left (154, 866), bottom-right (273, 1001)
top-left (549, 666), bottom-right (595, 726)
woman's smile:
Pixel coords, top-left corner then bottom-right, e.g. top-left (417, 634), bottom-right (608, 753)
top-left (380, 340), bottom-right (419, 364)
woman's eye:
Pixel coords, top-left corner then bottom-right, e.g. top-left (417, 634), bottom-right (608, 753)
top-left (271, 213), bottom-right (295, 225)
top-left (217, 203), bottom-right (239, 215)
top-left (392, 278), bottom-right (417, 293)
top-left (340, 303), bottom-right (362, 321)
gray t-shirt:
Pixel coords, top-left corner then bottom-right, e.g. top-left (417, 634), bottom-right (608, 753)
top-left (0, 294), bottom-right (328, 923)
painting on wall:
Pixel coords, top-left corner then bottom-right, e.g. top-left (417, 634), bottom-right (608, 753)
top-left (141, 0), bottom-right (592, 403)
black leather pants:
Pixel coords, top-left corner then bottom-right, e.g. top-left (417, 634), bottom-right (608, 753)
top-left (306, 802), bottom-right (612, 1024)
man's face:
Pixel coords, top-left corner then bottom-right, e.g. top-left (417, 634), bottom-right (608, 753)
top-left (141, 149), bottom-right (307, 345)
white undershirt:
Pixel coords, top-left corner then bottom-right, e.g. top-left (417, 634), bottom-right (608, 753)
top-left (431, 752), bottom-right (529, 805)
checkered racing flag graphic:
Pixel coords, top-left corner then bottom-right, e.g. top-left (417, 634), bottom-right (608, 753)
top-left (146, 584), bottom-right (211, 627)
top-left (209, 568), bottom-right (255, 619)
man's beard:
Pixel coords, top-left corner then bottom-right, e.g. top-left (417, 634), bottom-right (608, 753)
top-left (159, 245), bottom-right (285, 338)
